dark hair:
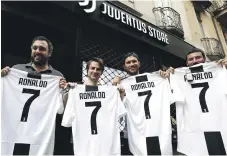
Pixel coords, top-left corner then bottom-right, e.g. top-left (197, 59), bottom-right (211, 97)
top-left (31, 36), bottom-right (53, 54)
top-left (186, 48), bottom-right (206, 61)
top-left (123, 52), bottom-right (140, 64)
top-left (86, 57), bottom-right (104, 73)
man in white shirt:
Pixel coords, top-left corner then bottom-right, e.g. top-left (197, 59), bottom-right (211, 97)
top-left (170, 62), bottom-right (227, 155)
top-left (62, 57), bottom-right (126, 156)
top-left (159, 48), bottom-right (227, 155)
top-left (113, 52), bottom-right (174, 155)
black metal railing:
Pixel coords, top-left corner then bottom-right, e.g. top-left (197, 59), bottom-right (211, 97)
top-left (201, 38), bottom-right (225, 59)
top-left (153, 7), bottom-right (184, 38)
top-left (206, 1), bottom-right (227, 16)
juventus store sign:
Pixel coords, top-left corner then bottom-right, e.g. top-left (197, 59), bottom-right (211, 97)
top-left (100, 2), bottom-right (169, 45)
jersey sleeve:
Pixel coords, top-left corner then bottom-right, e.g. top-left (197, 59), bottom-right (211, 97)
top-left (61, 89), bottom-right (75, 127)
top-left (169, 73), bottom-right (185, 103)
top-left (117, 90), bottom-right (127, 118)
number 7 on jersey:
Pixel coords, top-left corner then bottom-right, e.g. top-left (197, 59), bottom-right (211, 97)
top-left (85, 101), bottom-right (102, 135)
top-left (138, 90), bottom-right (152, 119)
top-left (191, 82), bottom-right (209, 113)
top-left (21, 88), bottom-right (40, 122)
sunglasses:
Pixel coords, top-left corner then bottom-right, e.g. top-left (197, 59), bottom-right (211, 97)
top-left (32, 46), bottom-right (47, 51)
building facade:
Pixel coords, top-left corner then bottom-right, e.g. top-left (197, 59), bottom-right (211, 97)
top-left (119, 0), bottom-right (227, 61)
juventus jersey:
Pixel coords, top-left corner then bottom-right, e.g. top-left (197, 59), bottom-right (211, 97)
top-left (170, 62), bottom-right (227, 155)
top-left (121, 73), bottom-right (175, 155)
top-left (62, 85), bottom-right (126, 156)
top-left (1, 68), bottom-right (64, 155)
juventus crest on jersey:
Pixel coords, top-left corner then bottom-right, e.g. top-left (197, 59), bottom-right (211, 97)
top-left (62, 85), bottom-right (126, 156)
top-left (170, 62), bottom-right (227, 155)
top-left (121, 72), bottom-right (175, 155)
top-left (1, 68), bottom-right (64, 155)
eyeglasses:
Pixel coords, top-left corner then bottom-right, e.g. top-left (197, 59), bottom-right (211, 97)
top-left (32, 46), bottom-right (47, 51)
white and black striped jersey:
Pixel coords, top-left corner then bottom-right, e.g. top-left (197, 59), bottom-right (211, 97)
top-left (170, 62), bottom-right (227, 155)
top-left (1, 68), bottom-right (64, 155)
top-left (121, 72), bottom-right (175, 155)
top-left (62, 85), bottom-right (126, 156)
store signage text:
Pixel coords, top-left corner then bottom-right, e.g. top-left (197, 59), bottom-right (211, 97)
top-left (101, 3), bottom-right (169, 44)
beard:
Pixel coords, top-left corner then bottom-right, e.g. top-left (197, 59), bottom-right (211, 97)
top-left (126, 69), bottom-right (139, 76)
top-left (31, 54), bottom-right (49, 66)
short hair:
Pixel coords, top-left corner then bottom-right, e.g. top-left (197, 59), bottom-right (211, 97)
top-left (31, 36), bottom-right (53, 54)
top-left (123, 52), bottom-right (140, 64)
top-left (186, 48), bottom-right (206, 61)
top-left (86, 57), bottom-right (104, 73)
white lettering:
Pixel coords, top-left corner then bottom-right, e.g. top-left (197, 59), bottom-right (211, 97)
top-left (126, 14), bottom-right (132, 26)
top-left (108, 5), bottom-right (114, 18)
top-left (142, 22), bottom-right (147, 33)
top-left (100, 3), bottom-right (169, 44)
top-left (102, 3), bottom-right (107, 14)
top-left (165, 34), bottom-right (169, 44)
top-left (114, 9), bottom-right (120, 20)
top-left (148, 26), bottom-right (153, 37)
top-left (136, 20), bottom-right (142, 31)
top-left (156, 30), bottom-right (161, 40)
top-left (121, 12), bottom-right (126, 24)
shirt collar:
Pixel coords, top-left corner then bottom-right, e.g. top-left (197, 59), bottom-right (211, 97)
top-left (25, 62), bottom-right (53, 73)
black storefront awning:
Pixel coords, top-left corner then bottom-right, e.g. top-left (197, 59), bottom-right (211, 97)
top-left (69, 1), bottom-right (195, 60)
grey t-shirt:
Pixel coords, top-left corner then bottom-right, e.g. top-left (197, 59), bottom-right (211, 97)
top-left (12, 62), bottom-right (64, 77)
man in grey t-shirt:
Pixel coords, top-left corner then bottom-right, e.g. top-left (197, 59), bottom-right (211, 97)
top-left (1, 36), bottom-right (71, 154)
top-left (1, 36), bottom-right (66, 88)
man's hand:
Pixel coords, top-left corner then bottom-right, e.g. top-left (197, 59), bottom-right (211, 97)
top-left (1, 66), bottom-right (10, 77)
top-left (159, 67), bottom-right (174, 78)
top-left (67, 82), bottom-right (77, 89)
top-left (59, 78), bottom-right (67, 89)
top-left (112, 75), bottom-right (121, 86)
top-left (217, 58), bottom-right (227, 68)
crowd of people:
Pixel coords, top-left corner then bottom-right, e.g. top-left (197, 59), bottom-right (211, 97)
top-left (1, 36), bottom-right (227, 155)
